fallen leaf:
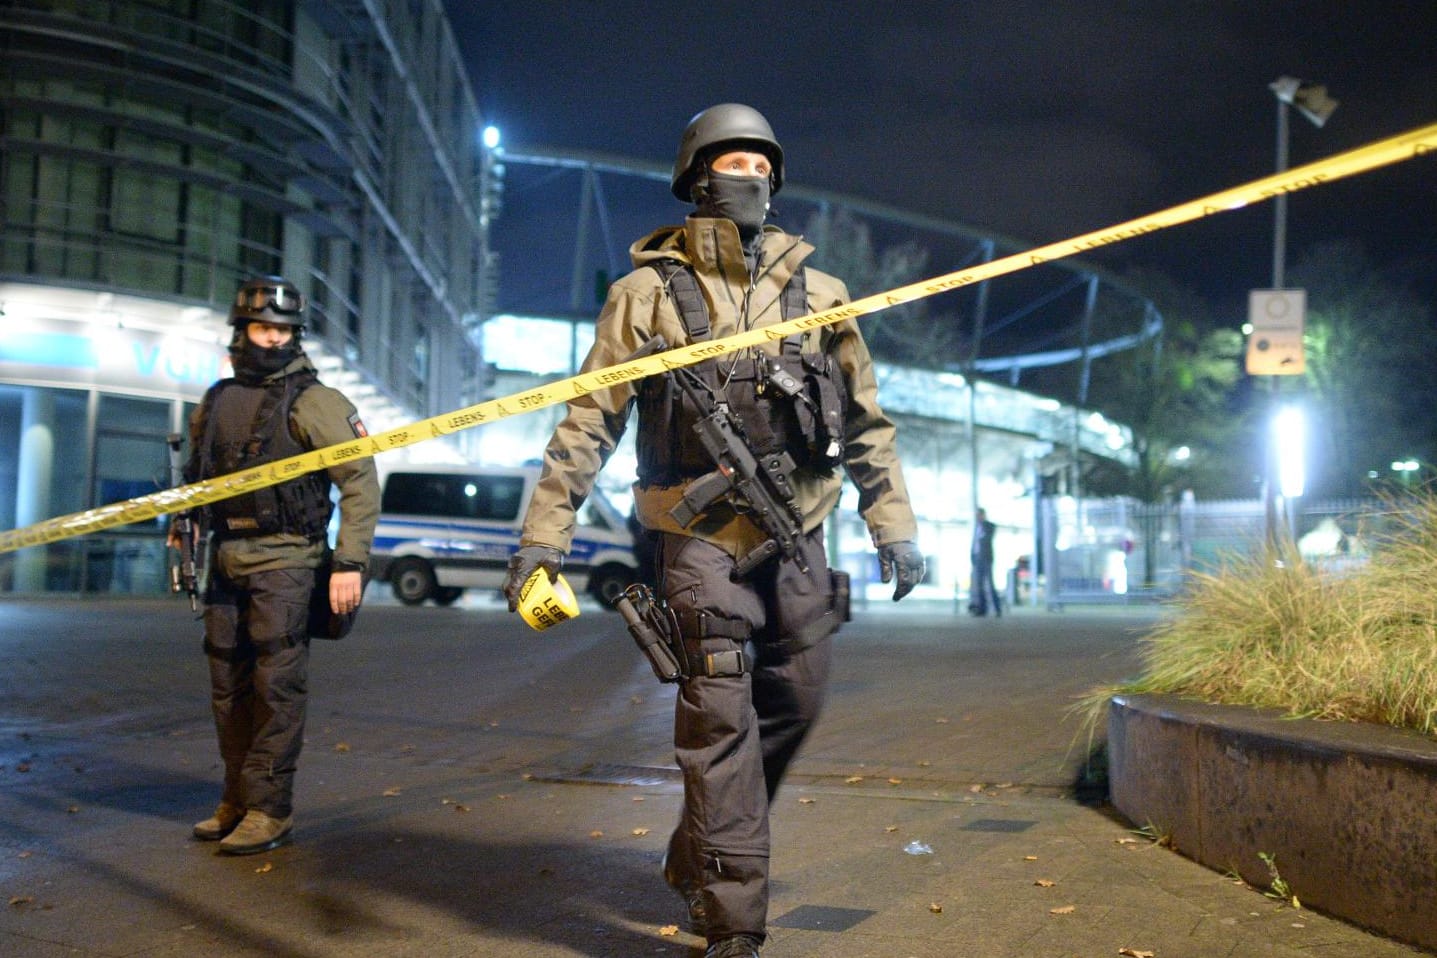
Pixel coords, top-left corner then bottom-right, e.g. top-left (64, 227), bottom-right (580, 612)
top-left (633, 796), bottom-right (645, 802)
top-left (452, 804), bottom-right (470, 813)
top-left (798, 797), bottom-right (816, 804)
top-left (1291, 922), bottom-right (1306, 928)
top-left (254, 862), bottom-right (272, 874)
top-left (1115, 838), bottom-right (1139, 845)
top-left (1050, 905), bottom-right (1075, 915)
top-left (66, 806), bottom-right (79, 814)
top-left (382, 787), bottom-right (402, 797)
top-left (888, 778), bottom-right (903, 786)
top-left (935, 717), bottom-right (950, 724)
top-left (928, 902), bottom-right (943, 913)
top-left (1035, 879), bottom-right (1056, 887)
top-left (589, 830), bottom-right (604, 839)
top-left (334, 742), bottom-right (351, 753)
top-left (996, 782), bottom-right (1014, 789)
top-left (18, 851), bottom-right (32, 859)
top-left (885, 826), bottom-right (899, 833)
top-left (1118, 949), bottom-right (1154, 958)
top-left (1024, 855), bottom-right (1039, 861)
top-left (659, 924), bottom-right (679, 937)
top-left (632, 828), bottom-right (650, 836)
top-left (845, 776), bottom-right (865, 784)
top-left (442, 798), bottom-right (457, 805)
top-left (918, 760), bottom-right (932, 767)
top-left (1292, 896), bottom-right (1302, 909)
top-left (9, 896), bottom-right (35, 907)
top-left (16, 763), bottom-right (30, 773)
top-left (969, 784), bottom-right (985, 793)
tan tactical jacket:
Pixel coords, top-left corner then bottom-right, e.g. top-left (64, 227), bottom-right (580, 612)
top-left (521, 215), bottom-right (917, 560)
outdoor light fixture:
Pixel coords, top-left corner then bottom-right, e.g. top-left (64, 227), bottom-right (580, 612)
top-left (1269, 76), bottom-right (1339, 129)
top-left (1273, 404), bottom-right (1306, 499)
top-left (1269, 75), bottom-right (1337, 290)
top-left (482, 125), bottom-right (501, 149)
top-left (1261, 76), bottom-right (1333, 547)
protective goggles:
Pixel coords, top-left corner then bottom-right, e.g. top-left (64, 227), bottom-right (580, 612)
top-left (235, 284), bottom-right (304, 314)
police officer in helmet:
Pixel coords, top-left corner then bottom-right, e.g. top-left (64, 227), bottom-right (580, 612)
top-left (179, 276), bottom-right (379, 855)
top-left (503, 105), bottom-right (923, 957)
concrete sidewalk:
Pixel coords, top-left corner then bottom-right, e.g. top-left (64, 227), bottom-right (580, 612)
top-left (0, 597), bottom-right (1427, 957)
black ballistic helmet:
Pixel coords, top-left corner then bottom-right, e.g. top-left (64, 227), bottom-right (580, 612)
top-left (670, 103), bottom-right (784, 202)
top-left (229, 276), bottom-right (306, 328)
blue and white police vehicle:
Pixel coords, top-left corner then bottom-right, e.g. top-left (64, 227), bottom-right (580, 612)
top-left (370, 465), bottom-right (639, 607)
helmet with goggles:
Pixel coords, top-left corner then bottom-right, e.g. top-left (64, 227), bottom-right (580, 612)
top-left (671, 103), bottom-right (784, 202)
top-left (229, 276), bottom-right (306, 328)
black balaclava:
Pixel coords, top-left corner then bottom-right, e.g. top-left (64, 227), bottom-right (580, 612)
top-left (229, 326), bottom-right (302, 385)
top-left (695, 170), bottom-right (771, 243)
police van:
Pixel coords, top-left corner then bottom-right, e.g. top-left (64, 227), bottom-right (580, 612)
top-left (370, 465), bottom-right (639, 608)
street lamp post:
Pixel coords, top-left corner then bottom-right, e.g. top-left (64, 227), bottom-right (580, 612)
top-left (1263, 76), bottom-right (1337, 549)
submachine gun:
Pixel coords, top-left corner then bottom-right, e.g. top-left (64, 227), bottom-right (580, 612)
top-left (616, 336), bottom-right (812, 682)
top-left (165, 433), bottom-right (201, 611)
top-left (640, 335), bottom-right (808, 580)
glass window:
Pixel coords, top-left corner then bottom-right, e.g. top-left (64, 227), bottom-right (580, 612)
top-left (381, 472), bottom-right (526, 522)
top-left (95, 395), bottom-right (172, 530)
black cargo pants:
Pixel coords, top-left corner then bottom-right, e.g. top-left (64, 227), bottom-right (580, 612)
top-left (659, 527), bottom-right (840, 943)
top-left (202, 566), bottom-right (313, 819)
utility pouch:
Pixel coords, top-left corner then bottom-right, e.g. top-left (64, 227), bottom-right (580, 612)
top-left (616, 583), bottom-right (684, 682)
top-left (830, 569), bottom-right (851, 622)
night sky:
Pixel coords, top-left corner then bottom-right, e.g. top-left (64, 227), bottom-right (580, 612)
top-left (443, 2), bottom-right (1437, 323)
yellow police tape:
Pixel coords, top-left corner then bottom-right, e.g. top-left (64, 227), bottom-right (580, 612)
top-left (2, 120), bottom-right (1435, 556)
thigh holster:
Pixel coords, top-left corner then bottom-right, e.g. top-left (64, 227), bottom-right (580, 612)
top-left (676, 609), bottom-right (751, 678)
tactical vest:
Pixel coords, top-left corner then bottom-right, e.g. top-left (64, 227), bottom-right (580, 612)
top-left (636, 259), bottom-right (849, 486)
top-left (197, 370), bottom-right (334, 540)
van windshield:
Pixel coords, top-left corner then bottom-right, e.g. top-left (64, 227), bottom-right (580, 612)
top-left (382, 473), bottom-right (525, 521)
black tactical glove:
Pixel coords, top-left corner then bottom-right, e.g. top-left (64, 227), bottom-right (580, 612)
top-left (503, 545), bottom-right (565, 613)
top-left (878, 541), bottom-right (925, 602)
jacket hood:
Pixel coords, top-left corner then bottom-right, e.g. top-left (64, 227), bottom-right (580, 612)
top-left (630, 218), bottom-right (812, 276)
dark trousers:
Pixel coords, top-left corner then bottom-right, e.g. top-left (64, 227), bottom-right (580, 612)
top-left (659, 529), bottom-right (839, 942)
top-left (202, 566), bottom-right (313, 818)
top-left (969, 561), bottom-right (1001, 616)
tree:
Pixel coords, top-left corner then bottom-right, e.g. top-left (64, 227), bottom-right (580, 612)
top-left (1082, 268), bottom-right (1248, 503)
top-left (1286, 240), bottom-right (1436, 497)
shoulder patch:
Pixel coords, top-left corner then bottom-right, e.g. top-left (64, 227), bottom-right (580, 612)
top-left (348, 412), bottom-right (368, 438)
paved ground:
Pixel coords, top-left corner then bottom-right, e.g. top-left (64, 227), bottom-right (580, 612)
top-left (0, 593), bottom-right (1428, 957)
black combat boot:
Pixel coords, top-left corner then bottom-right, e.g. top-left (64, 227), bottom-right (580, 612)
top-left (705, 934), bottom-right (762, 957)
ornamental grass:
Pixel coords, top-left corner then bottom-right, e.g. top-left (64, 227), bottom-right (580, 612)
top-left (1082, 491), bottom-right (1437, 737)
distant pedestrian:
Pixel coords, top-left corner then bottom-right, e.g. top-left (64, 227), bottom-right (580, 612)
top-left (969, 507), bottom-right (1001, 617)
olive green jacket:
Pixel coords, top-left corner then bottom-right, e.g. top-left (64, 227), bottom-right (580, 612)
top-left (190, 354), bottom-right (381, 578)
top-left (521, 216), bottom-right (916, 561)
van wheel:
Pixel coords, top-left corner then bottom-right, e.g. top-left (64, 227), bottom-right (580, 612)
top-left (391, 558), bottom-right (436, 605)
top-left (587, 564), bottom-right (634, 609)
top-left (434, 587), bottom-right (464, 606)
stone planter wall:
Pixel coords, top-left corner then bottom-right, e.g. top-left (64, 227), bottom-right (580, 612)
top-left (1107, 693), bottom-right (1437, 953)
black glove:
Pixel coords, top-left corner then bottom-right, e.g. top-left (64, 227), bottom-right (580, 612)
top-left (878, 541), bottom-right (925, 602)
top-left (503, 545), bottom-right (564, 612)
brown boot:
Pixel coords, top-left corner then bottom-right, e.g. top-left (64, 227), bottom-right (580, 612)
top-left (218, 810), bottom-right (293, 855)
top-left (192, 802), bottom-right (244, 841)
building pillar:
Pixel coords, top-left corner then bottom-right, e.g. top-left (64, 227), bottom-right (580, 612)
top-left (15, 388), bottom-right (56, 591)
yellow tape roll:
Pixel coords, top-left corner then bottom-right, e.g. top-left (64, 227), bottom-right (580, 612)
top-left (517, 570), bottom-right (581, 631)
top-left (2, 119), bottom-right (1435, 555)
